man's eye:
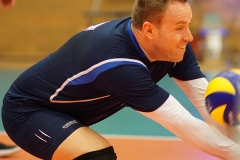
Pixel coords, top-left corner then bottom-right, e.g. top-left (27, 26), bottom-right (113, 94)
top-left (176, 27), bottom-right (183, 30)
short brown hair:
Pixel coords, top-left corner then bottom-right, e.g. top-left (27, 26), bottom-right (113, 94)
top-left (131, 0), bottom-right (188, 29)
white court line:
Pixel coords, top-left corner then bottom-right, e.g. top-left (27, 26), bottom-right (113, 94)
top-left (0, 131), bottom-right (181, 141)
top-left (102, 134), bottom-right (181, 141)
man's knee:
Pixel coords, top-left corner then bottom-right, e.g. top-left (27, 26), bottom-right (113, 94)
top-left (73, 146), bottom-right (117, 160)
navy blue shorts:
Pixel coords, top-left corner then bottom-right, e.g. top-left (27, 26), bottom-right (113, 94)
top-left (2, 106), bottom-right (83, 160)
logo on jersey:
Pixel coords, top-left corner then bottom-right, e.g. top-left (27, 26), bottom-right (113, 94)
top-left (62, 120), bottom-right (78, 129)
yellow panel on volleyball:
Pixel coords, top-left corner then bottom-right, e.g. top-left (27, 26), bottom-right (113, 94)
top-left (230, 68), bottom-right (240, 75)
top-left (204, 77), bottom-right (236, 98)
top-left (210, 104), bottom-right (228, 126)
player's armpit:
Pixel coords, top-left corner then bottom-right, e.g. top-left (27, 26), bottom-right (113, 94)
top-left (138, 95), bottom-right (240, 160)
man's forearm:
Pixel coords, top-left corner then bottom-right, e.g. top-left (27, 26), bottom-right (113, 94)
top-left (139, 95), bottom-right (240, 160)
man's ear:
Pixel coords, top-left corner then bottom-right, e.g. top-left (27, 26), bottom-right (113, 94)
top-left (142, 22), bottom-right (154, 40)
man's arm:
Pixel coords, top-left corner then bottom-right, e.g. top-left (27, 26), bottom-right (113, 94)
top-left (138, 94), bottom-right (240, 160)
top-left (173, 77), bottom-right (240, 143)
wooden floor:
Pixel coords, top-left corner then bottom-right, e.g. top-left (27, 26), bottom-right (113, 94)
top-left (0, 134), bottom-right (219, 160)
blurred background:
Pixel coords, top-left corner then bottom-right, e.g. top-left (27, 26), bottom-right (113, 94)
top-left (0, 0), bottom-right (134, 69)
top-left (0, 0), bottom-right (240, 71)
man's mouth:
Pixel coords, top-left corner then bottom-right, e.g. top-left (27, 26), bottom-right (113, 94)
top-left (177, 46), bottom-right (186, 49)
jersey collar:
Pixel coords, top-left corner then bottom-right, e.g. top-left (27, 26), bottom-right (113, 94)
top-left (127, 20), bottom-right (146, 59)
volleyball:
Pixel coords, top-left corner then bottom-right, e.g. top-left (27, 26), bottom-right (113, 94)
top-left (204, 68), bottom-right (240, 126)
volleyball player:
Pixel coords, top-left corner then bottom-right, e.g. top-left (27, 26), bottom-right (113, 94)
top-left (2, 0), bottom-right (240, 159)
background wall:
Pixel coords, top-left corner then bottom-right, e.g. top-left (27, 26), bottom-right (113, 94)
top-left (1, 0), bottom-right (240, 69)
top-left (0, 0), bottom-right (134, 64)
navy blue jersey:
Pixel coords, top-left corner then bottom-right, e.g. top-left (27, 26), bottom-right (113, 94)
top-left (3, 18), bottom-right (204, 125)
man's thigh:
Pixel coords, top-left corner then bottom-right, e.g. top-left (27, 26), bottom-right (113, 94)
top-left (2, 107), bottom-right (83, 160)
top-left (52, 126), bottom-right (112, 160)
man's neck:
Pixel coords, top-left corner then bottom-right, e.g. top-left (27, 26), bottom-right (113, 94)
top-left (131, 24), bottom-right (154, 62)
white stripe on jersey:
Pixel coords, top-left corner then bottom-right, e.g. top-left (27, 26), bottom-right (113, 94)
top-left (50, 58), bottom-right (147, 103)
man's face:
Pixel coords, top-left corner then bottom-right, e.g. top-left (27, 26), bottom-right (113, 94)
top-left (151, 1), bottom-right (193, 62)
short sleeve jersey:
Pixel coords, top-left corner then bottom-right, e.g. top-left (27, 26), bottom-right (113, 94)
top-left (4, 18), bottom-right (205, 125)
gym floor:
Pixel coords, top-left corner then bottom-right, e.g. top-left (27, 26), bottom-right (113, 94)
top-left (0, 133), bottom-right (219, 160)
